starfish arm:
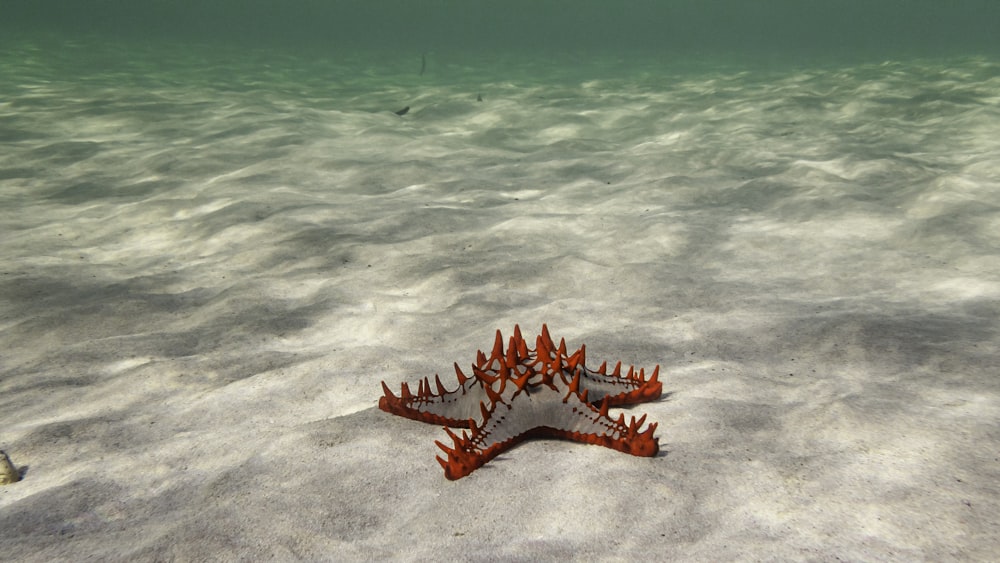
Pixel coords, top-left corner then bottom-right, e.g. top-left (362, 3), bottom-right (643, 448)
top-left (435, 386), bottom-right (658, 480)
top-left (379, 373), bottom-right (494, 428)
top-left (578, 362), bottom-right (663, 406)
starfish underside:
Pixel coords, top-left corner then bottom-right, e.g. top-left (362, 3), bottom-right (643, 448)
top-left (379, 324), bottom-right (662, 479)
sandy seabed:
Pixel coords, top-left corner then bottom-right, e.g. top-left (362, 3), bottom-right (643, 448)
top-left (1, 37), bottom-right (999, 561)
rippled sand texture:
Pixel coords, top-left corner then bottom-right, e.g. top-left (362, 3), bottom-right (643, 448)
top-left (2, 38), bottom-right (999, 560)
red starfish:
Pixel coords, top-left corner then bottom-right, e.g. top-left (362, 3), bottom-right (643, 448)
top-left (379, 325), bottom-right (662, 479)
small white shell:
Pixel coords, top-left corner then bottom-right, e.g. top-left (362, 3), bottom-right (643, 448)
top-left (0, 450), bottom-right (20, 485)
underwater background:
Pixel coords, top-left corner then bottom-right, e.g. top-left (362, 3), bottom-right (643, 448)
top-left (3, 2), bottom-right (1000, 561)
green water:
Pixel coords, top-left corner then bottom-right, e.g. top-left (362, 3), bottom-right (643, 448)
top-left (4, 1), bottom-right (999, 60)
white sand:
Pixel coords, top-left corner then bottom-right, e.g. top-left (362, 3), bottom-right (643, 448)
top-left (2, 38), bottom-right (999, 560)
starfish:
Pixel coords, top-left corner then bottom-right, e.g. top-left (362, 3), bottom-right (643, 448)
top-left (379, 325), bottom-right (662, 479)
